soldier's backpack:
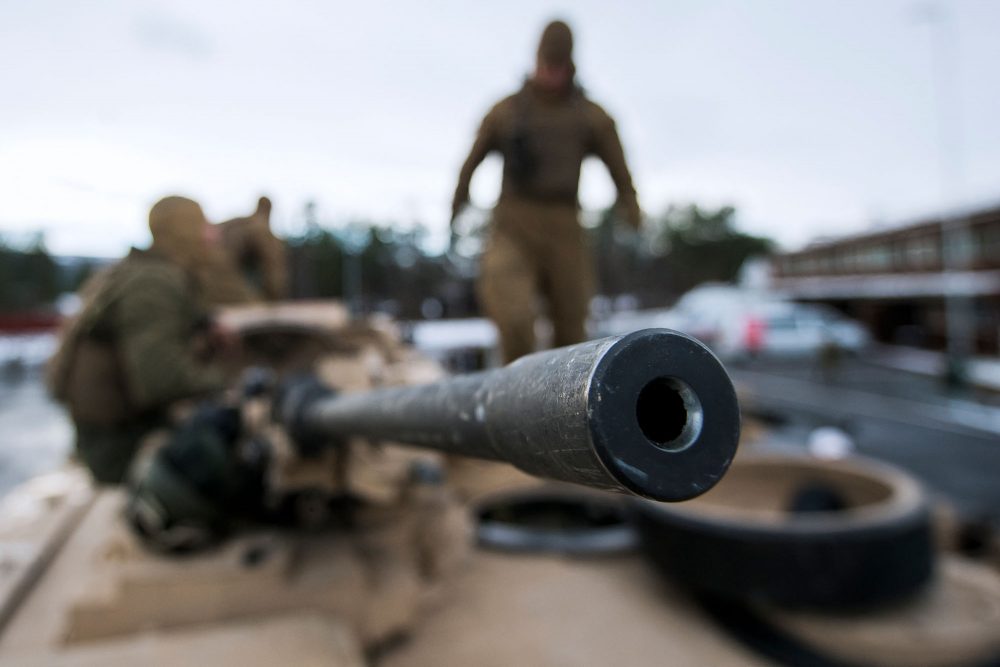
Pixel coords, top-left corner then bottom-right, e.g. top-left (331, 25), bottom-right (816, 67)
top-left (46, 264), bottom-right (134, 425)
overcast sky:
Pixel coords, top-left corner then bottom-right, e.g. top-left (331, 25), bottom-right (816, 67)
top-left (1, 0), bottom-right (998, 257)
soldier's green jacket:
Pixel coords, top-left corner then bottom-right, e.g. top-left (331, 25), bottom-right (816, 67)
top-left (49, 249), bottom-right (225, 483)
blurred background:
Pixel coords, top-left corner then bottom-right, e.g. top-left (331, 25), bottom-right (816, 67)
top-left (0, 0), bottom-right (998, 529)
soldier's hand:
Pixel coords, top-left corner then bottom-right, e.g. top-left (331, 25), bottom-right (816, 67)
top-left (449, 200), bottom-right (467, 253)
top-left (624, 202), bottom-right (643, 231)
top-left (451, 186), bottom-right (471, 224)
top-left (210, 321), bottom-right (240, 350)
top-left (200, 320), bottom-right (241, 362)
top-left (450, 202), bottom-right (465, 227)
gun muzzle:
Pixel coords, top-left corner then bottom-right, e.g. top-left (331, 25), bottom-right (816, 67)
top-left (293, 329), bottom-right (740, 502)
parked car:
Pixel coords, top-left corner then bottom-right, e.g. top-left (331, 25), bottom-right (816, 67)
top-left (666, 284), bottom-right (781, 354)
top-left (598, 284), bottom-right (870, 361)
top-left (591, 284), bottom-right (770, 348)
top-left (718, 302), bottom-right (871, 359)
top-left (593, 282), bottom-right (871, 362)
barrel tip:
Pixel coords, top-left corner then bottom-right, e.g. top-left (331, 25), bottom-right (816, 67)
top-left (588, 328), bottom-right (741, 502)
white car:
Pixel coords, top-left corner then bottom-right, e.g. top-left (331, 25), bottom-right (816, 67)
top-left (719, 302), bottom-right (871, 359)
top-left (667, 284), bottom-right (782, 354)
top-left (594, 284), bottom-right (870, 360)
top-left (631, 285), bottom-right (869, 360)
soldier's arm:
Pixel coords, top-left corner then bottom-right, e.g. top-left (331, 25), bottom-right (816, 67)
top-left (590, 105), bottom-right (642, 229)
top-left (452, 104), bottom-right (502, 221)
top-left (249, 221), bottom-right (289, 300)
top-left (115, 270), bottom-right (225, 412)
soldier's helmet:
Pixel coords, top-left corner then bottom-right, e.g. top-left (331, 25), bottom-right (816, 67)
top-left (148, 196), bottom-right (211, 267)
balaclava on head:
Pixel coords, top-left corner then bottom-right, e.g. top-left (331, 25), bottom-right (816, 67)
top-left (255, 196), bottom-right (272, 219)
top-left (537, 20), bottom-right (575, 77)
top-left (148, 196), bottom-right (210, 269)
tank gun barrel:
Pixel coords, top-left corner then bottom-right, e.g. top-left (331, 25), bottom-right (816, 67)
top-left (291, 329), bottom-right (740, 502)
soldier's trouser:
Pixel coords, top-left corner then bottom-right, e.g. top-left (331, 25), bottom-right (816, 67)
top-left (477, 199), bottom-right (592, 363)
top-left (75, 419), bottom-right (158, 485)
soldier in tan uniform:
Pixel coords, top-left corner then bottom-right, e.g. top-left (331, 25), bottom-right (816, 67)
top-left (48, 196), bottom-right (229, 483)
top-left (452, 20), bottom-right (641, 362)
top-left (197, 196), bottom-right (289, 306)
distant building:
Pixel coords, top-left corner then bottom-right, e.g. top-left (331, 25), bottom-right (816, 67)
top-left (772, 202), bottom-right (1000, 355)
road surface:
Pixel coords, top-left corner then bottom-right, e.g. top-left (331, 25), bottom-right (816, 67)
top-left (732, 357), bottom-right (1000, 525)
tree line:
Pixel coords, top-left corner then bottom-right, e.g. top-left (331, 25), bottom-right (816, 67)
top-left (0, 204), bottom-right (773, 318)
top-left (286, 203), bottom-right (773, 318)
top-left (0, 235), bottom-right (98, 312)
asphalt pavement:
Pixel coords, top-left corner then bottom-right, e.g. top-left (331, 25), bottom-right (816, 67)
top-left (730, 356), bottom-right (1000, 526)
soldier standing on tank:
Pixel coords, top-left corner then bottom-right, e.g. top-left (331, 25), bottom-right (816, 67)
top-left (47, 196), bottom-right (231, 484)
top-left (451, 19), bottom-right (642, 363)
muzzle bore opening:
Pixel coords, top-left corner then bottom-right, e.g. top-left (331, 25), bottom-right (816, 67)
top-left (635, 377), bottom-right (703, 453)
